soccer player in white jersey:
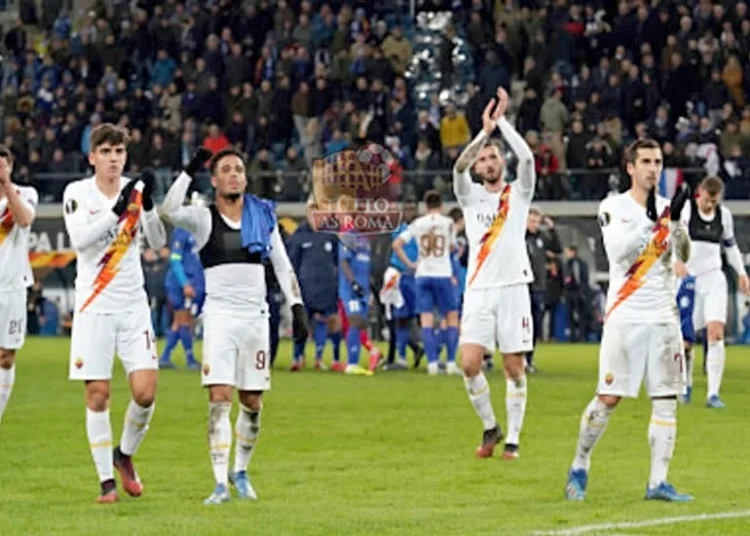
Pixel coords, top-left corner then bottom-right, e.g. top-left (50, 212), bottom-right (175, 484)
top-left (393, 190), bottom-right (460, 376)
top-left (453, 86), bottom-right (536, 460)
top-left (0, 145), bottom-right (37, 428)
top-left (160, 148), bottom-right (309, 504)
top-left (675, 176), bottom-right (750, 408)
top-left (565, 139), bottom-right (693, 502)
top-left (62, 124), bottom-right (166, 503)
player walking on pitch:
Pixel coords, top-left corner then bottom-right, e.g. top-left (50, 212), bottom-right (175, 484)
top-left (62, 124), bottom-right (166, 503)
top-left (453, 87), bottom-right (536, 460)
top-left (393, 190), bottom-right (461, 376)
top-left (0, 146), bottom-right (38, 428)
top-left (565, 139), bottom-right (693, 502)
top-left (161, 148), bottom-right (309, 504)
top-left (675, 176), bottom-right (750, 408)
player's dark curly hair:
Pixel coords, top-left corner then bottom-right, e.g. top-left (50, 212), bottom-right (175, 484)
top-left (210, 148), bottom-right (246, 175)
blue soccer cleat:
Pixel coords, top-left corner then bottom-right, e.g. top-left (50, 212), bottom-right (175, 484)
top-left (682, 386), bottom-right (692, 404)
top-left (204, 483), bottom-right (230, 505)
top-left (706, 395), bottom-right (725, 409)
top-left (229, 471), bottom-right (258, 500)
top-left (645, 482), bottom-right (693, 502)
top-left (565, 468), bottom-right (588, 501)
top-left (186, 360), bottom-right (201, 371)
top-left (159, 359), bottom-right (176, 369)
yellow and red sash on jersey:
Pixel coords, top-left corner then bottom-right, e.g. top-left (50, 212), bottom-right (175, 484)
top-left (0, 207), bottom-right (14, 247)
top-left (468, 184), bottom-right (511, 287)
top-left (605, 207), bottom-right (671, 320)
top-left (79, 188), bottom-right (142, 312)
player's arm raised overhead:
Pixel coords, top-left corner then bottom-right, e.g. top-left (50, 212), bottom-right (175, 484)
top-left (0, 160), bottom-right (35, 227)
top-left (668, 184), bottom-right (691, 263)
top-left (598, 198), bottom-right (653, 265)
top-left (452, 89), bottom-right (504, 199)
top-left (494, 89), bottom-right (536, 198)
top-left (160, 149), bottom-right (213, 249)
top-left (62, 182), bottom-right (120, 251)
top-left (137, 170), bottom-right (166, 249)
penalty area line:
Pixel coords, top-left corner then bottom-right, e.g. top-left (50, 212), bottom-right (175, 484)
top-left (530, 510), bottom-right (750, 535)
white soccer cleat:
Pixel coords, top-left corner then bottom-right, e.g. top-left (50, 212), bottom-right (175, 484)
top-left (427, 362), bottom-right (440, 375)
top-left (204, 483), bottom-right (230, 505)
top-left (446, 362), bottom-right (461, 376)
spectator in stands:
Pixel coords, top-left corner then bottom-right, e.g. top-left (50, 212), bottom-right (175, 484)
top-left (26, 281), bottom-right (45, 336)
top-left (439, 103), bottom-right (470, 154)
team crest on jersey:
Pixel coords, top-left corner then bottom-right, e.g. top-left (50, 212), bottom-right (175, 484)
top-left (74, 358), bottom-right (84, 369)
top-left (202, 363), bottom-right (210, 376)
top-left (604, 373), bottom-right (614, 385)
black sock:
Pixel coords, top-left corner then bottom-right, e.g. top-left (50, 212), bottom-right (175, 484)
top-left (101, 478), bottom-right (116, 494)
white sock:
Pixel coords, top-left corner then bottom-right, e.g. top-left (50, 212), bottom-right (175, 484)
top-left (463, 372), bottom-right (497, 430)
top-left (86, 408), bottom-right (114, 482)
top-left (648, 399), bottom-right (677, 488)
top-left (706, 340), bottom-right (725, 399)
top-left (685, 347), bottom-right (694, 389)
top-left (208, 402), bottom-right (232, 486)
top-left (120, 400), bottom-right (155, 457)
top-left (0, 365), bottom-right (16, 424)
top-left (234, 404), bottom-right (262, 473)
top-left (571, 397), bottom-right (613, 471)
top-left (505, 376), bottom-right (527, 446)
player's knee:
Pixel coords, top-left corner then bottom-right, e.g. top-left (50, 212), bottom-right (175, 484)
top-left (85, 382), bottom-right (110, 411)
top-left (596, 394), bottom-right (620, 409)
top-left (0, 349), bottom-right (15, 369)
top-left (460, 347), bottom-right (483, 377)
top-left (208, 385), bottom-right (233, 403)
top-left (133, 388), bottom-right (156, 408)
top-left (503, 356), bottom-right (525, 380)
top-left (707, 324), bottom-right (724, 342)
top-left (238, 391), bottom-right (263, 411)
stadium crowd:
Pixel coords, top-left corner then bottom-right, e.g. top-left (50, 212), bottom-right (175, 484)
top-left (1, 0), bottom-right (750, 203)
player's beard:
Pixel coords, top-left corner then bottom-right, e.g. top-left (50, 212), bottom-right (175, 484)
top-left (222, 192), bottom-right (242, 202)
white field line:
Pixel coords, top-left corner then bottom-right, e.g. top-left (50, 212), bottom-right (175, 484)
top-left (530, 510), bottom-right (750, 535)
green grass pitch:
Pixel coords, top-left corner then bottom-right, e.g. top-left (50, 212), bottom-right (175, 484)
top-left (2, 337), bottom-right (749, 535)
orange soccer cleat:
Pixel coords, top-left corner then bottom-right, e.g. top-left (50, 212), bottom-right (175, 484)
top-left (113, 447), bottom-right (143, 497)
top-left (475, 426), bottom-right (504, 459)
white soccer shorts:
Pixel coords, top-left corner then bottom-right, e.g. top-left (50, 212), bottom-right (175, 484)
top-left (597, 321), bottom-right (683, 398)
top-left (201, 309), bottom-right (271, 392)
top-left (69, 304), bottom-right (159, 380)
top-left (693, 269), bottom-right (728, 329)
top-left (0, 290), bottom-right (27, 350)
top-left (459, 283), bottom-right (533, 354)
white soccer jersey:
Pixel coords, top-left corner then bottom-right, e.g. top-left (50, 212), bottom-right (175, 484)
top-left (63, 177), bottom-right (166, 314)
top-left (161, 172), bottom-right (303, 316)
top-left (0, 185), bottom-right (38, 292)
top-left (599, 192), bottom-right (680, 324)
top-left (453, 117), bottom-right (536, 290)
top-left (399, 213), bottom-right (455, 278)
top-left (680, 202), bottom-right (747, 278)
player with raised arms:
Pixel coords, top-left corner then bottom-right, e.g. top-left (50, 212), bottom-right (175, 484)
top-left (160, 148), bottom-right (309, 504)
top-left (62, 124), bottom-right (166, 503)
top-left (675, 176), bottom-right (750, 408)
top-left (453, 86), bottom-right (536, 460)
top-left (0, 145), bottom-right (38, 428)
top-left (393, 190), bottom-right (460, 375)
top-left (565, 139), bottom-right (693, 502)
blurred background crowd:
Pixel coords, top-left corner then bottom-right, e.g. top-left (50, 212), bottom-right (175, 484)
top-left (1, 0), bottom-right (750, 203)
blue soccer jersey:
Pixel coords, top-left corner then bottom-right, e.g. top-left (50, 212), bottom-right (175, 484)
top-left (165, 227), bottom-right (205, 314)
top-left (677, 275), bottom-right (696, 343)
top-left (339, 234), bottom-right (371, 316)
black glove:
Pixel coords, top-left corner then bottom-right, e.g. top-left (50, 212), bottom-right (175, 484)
top-left (646, 185), bottom-right (658, 222)
top-left (351, 281), bottom-right (365, 297)
top-left (112, 179), bottom-right (139, 217)
top-left (140, 168), bottom-right (156, 211)
top-left (291, 304), bottom-right (310, 344)
top-left (185, 147), bottom-right (213, 177)
top-left (670, 183), bottom-right (691, 221)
